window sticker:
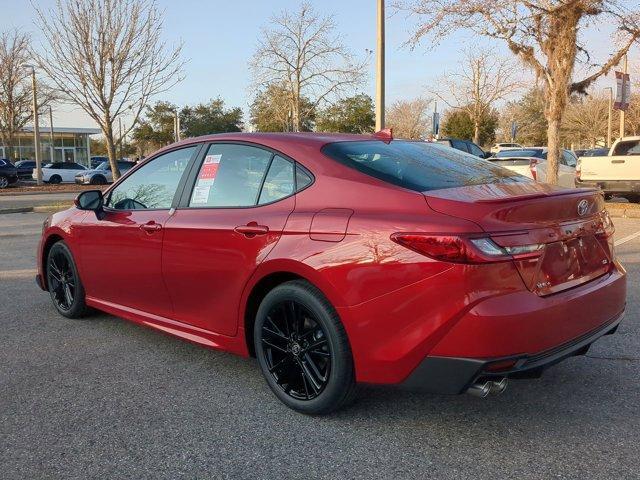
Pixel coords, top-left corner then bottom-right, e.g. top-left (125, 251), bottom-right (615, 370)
top-left (199, 154), bottom-right (221, 181)
top-left (191, 185), bottom-right (211, 204)
top-left (191, 154), bottom-right (222, 204)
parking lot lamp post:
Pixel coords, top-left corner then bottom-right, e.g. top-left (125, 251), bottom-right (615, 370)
top-left (23, 64), bottom-right (43, 185)
top-left (375, 0), bottom-right (385, 131)
top-left (48, 105), bottom-right (55, 163)
top-left (604, 87), bottom-right (613, 148)
top-left (619, 55), bottom-right (627, 139)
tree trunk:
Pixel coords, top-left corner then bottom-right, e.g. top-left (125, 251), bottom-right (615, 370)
top-left (473, 121), bottom-right (480, 145)
top-left (104, 125), bottom-right (121, 180)
top-left (545, 115), bottom-right (561, 185)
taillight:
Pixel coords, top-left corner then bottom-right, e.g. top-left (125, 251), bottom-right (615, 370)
top-left (390, 233), bottom-right (543, 264)
top-left (529, 158), bottom-right (538, 180)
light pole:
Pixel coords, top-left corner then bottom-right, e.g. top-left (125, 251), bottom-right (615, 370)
top-left (619, 54), bottom-right (628, 139)
top-left (375, 0), bottom-right (385, 131)
top-left (604, 87), bottom-right (613, 148)
top-left (23, 64), bottom-right (43, 185)
top-left (48, 105), bottom-right (55, 163)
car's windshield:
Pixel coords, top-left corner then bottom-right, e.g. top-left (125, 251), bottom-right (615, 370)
top-left (322, 141), bottom-right (529, 192)
top-left (96, 162), bottom-right (110, 171)
top-left (494, 149), bottom-right (545, 158)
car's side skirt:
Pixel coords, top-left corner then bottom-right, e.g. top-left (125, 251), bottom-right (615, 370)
top-left (85, 296), bottom-right (249, 357)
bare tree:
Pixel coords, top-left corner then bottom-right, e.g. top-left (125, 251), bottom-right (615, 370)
top-left (434, 48), bottom-right (521, 145)
top-left (33, 0), bottom-right (184, 179)
top-left (251, 2), bottom-right (366, 132)
top-left (0, 30), bottom-right (53, 160)
top-left (398, 0), bottom-right (640, 184)
top-left (562, 93), bottom-right (610, 147)
top-left (386, 97), bottom-right (432, 139)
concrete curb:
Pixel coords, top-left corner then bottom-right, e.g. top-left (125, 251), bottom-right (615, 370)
top-left (608, 208), bottom-right (640, 218)
top-left (0, 189), bottom-right (85, 197)
top-left (0, 203), bottom-right (73, 215)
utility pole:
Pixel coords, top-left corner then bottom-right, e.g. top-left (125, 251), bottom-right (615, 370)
top-left (620, 55), bottom-right (628, 139)
top-left (375, 0), bottom-right (385, 131)
top-left (24, 65), bottom-right (42, 185)
top-left (174, 110), bottom-right (181, 142)
top-left (48, 105), bottom-right (55, 163)
top-left (118, 117), bottom-right (123, 160)
top-left (605, 87), bottom-right (613, 148)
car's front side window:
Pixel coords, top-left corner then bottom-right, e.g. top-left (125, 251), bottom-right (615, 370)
top-left (107, 146), bottom-right (197, 210)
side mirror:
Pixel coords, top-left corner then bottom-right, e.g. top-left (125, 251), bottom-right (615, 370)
top-left (483, 151), bottom-right (493, 159)
top-left (74, 190), bottom-right (104, 219)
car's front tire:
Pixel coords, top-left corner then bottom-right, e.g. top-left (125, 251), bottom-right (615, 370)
top-left (48, 175), bottom-right (62, 184)
top-left (0, 175), bottom-right (8, 189)
top-left (46, 241), bottom-right (89, 319)
top-left (90, 175), bottom-right (107, 185)
top-left (254, 280), bottom-right (356, 415)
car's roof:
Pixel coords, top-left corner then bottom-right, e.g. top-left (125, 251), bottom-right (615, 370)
top-left (174, 132), bottom-right (375, 149)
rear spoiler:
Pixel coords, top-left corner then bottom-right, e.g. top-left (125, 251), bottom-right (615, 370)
top-left (474, 187), bottom-right (599, 204)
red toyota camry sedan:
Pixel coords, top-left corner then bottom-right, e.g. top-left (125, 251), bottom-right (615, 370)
top-left (37, 132), bottom-right (626, 414)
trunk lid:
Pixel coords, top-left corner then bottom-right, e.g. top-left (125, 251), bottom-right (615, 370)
top-left (424, 182), bottom-right (613, 295)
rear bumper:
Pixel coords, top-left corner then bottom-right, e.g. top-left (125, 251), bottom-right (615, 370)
top-left (576, 179), bottom-right (640, 195)
top-left (341, 262), bottom-right (626, 385)
top-left (401, 309), bottom-right (623, 394)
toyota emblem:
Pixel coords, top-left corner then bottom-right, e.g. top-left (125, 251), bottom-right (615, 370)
top-left (577, 199), bottom-right (589, 216)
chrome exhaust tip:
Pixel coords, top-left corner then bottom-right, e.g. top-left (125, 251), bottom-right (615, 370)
top-left (489, 377), bottom-right (508, 395)
top-left (467, 381), bottom-right (491, 398)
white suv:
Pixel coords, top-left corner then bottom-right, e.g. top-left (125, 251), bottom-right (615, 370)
top-left (37, 162), bottom-right (87, 183)
top-left (75, 160), bottom-right (136, 185)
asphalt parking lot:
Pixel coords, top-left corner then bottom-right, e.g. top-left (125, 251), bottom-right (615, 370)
top-left (1, 211), bottom-right (639, 480)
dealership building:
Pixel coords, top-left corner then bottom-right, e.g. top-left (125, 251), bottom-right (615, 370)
top-left (0, 126), bottom-right (101, 166)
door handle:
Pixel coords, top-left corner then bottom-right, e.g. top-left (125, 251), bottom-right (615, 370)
top-left (234, 222), bottom-right (269, 237)
top-left (611, 159), bottom-right (625, 164)
top-left (140, 221), bottom-right (162, 233)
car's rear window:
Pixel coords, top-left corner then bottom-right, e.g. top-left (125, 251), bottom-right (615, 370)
top-left (494, 149), bottom-right (545, 158)
top-left (321, 141), bottom-right (528, 192)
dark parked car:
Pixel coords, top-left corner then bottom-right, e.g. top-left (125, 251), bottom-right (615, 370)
top-left (583, 148), bottom-right (609, 157)
top-left (436, 138), bottom-right (490, 158)
top-left (90, 156), bottom-right (109, 169)
top-left (15, 160), bottom-right (36, 180)
top-left (0, 159), bottom-right (19, 189)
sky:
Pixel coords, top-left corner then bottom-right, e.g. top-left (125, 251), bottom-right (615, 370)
top-left (2, 0), bottom-right (636, 130)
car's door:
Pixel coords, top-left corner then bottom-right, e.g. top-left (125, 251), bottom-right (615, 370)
top-left (161, 143), bottom-right (306, 335)
top-left (61, 163), bottom-right (85, 182)
top-left (76, 145), bottom-right (200, 318)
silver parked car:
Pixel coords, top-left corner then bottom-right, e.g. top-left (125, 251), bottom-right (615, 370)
top-left (75, 160), bottom-right (135, 185)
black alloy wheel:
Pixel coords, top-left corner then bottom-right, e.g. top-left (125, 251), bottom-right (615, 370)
top-left (254, 280), bottom-right (356, 414)
top-left (46, 242), bottom-right (88, 318)
top-left (261, 299), bottom-right (331, 400)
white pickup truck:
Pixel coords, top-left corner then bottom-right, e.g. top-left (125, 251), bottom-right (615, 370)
top-left (576, 136), bottom-right (640, 202)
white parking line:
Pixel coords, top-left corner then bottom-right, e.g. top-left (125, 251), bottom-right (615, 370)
top-left (0, 269), bottom-right (37, 279)
top-left (615, 230), bottom-right (640, 246)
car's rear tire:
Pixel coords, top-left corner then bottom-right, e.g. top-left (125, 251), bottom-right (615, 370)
top-left (625, 194), bottom-right (640, 204)
top-left (90, 175), bottom-right (107, 185)
top-left (254, 280), bottom-right (356, 415)
top-left (0, 175), bottom-right (8, 189)
top-left (49, 175), bottom-right (62, 184)
top-left (46, 241), bottom-right (89, 319)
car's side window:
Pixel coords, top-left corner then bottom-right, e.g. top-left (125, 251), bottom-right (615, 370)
top-left (107, 146), bottom-right (196, 211)
top-left (258, 155), bottom-right (295, 205)
top-left (468, 143), bottom-right (484, 157)
top-left (189, 144), bottom-right (272, 207)
top-left (562, 151), bottom-right (577, 167)
top-left (296, 165), bottom-right (313, 191)
top-left (451, 140), bottom-right (469, 152)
